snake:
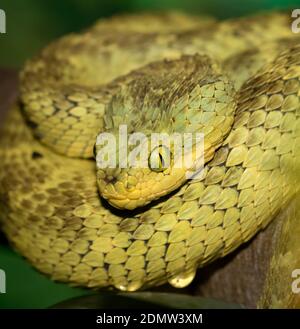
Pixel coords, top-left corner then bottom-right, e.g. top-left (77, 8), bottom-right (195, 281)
top-left (0, 11), bottom-right (299, 291)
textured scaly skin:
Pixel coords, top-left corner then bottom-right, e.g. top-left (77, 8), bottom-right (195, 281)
top-left (0, 12), bottom-right (299, 291)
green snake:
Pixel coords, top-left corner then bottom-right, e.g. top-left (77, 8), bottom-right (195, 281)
top-left (0, 11), bottom-right (299, 291)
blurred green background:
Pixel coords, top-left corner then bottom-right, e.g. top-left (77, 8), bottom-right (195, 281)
top-left (0, 0), bottom-right (299, 309)
top-left (0, 0), bottom-right (299, 67)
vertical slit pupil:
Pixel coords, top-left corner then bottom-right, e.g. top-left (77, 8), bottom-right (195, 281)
top-left (159, 152), bottom-right (164, 168)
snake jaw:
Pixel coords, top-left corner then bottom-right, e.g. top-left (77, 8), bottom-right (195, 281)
top-left (97, 165), bottom-right (189, 210)
top-left (95, 134), bottom-right (209, 210)
top-left (95, 129), bottom-right (216, 210)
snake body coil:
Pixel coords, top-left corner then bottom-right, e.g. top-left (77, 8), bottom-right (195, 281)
top-left (0, 12), bottom-right (299, 290)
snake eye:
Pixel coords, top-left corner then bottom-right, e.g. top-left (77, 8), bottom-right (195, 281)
top-left (148, 145), bottom-right (171, 172)
top-left (93, 144), bottom-right (97, 159)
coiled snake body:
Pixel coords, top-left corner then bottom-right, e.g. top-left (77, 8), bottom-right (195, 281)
top-left (0, 12), bottom-right (299, 291)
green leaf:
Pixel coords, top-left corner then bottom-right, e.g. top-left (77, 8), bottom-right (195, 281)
top-left (0, 243), bottom-right (91, 308)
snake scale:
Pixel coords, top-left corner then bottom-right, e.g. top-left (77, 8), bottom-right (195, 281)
top-left (0, 11), bottom-right (299, 291)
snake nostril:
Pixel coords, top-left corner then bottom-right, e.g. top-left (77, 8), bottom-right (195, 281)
top-left (31, 151), bottom-right (43, 159)
top-left (105, 177), bottom-right (117, 184)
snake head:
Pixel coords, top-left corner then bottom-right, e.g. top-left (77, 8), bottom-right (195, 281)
top-left (95, 136), bottom-right (205, 209)
top-left (94, 55), bottom-right (236, 210)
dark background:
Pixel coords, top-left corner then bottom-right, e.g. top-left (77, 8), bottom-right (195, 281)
top-left (0, 0), bottom-right (300, 67)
